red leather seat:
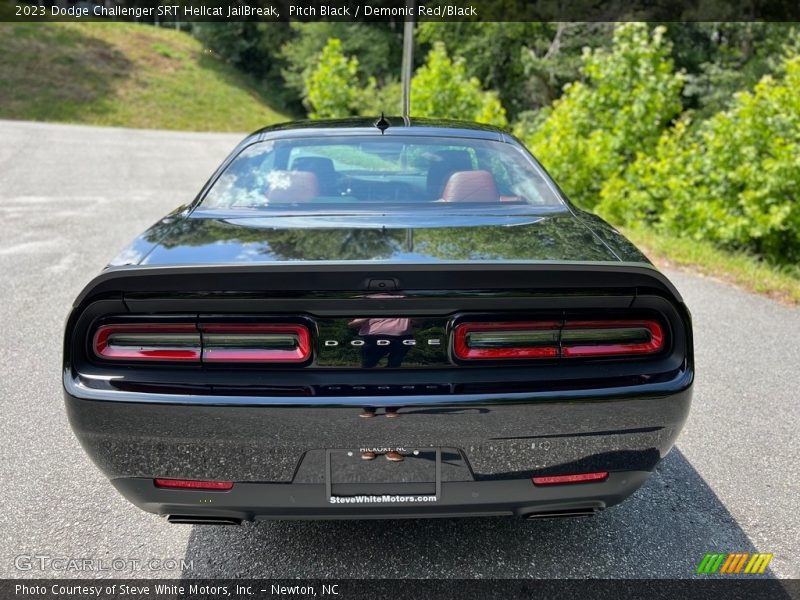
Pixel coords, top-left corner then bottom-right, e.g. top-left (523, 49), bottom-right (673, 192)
top-left (441, 170), bottom-right (499, 202)
top-left (426, 150), bottom-right (474, 199)
top-left (266, 171), bottom-right (319, 203)
top-left (290, 157), bottom-right (338, 195)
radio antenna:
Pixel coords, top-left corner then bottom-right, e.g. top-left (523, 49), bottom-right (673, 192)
top-left (400, 3), bottom-right (415, 122)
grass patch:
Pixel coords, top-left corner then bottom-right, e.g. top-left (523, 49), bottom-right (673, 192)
top-left (623, 225), bottom-right (800, 305)
top-left (0, 22), bottom-right (290, 132)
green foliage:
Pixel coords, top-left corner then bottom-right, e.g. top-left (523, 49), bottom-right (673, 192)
top-left (409, 42), bottom-right (507, 127)
top-left (417, 23), bottom-right (613, 120)
top-left (419, 23), bottom-right (552, 119)
top-left (0, 22), bottom-right (289, 132)
top-left (599, 55), bottom-right (800, 266)
top-left (669, 23), bottom-right (800, 117)
top-left (192, 22), bottom-right (296, 113)
top-left (304, 38), bottom-right (360, 119)
top-left (301, 38), bottom-right (510, 124)
top-left (517, 23), bottom-right (613, 113)
top-left (354, 78), bottom-right (402, 116)
top-left (518, 23), bottom-right (684, 209)
top-left (280, 23), bottom-right (402, 107)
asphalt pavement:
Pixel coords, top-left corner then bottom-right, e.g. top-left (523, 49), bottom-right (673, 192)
top-left (0, 120), bottom-right (797, 579)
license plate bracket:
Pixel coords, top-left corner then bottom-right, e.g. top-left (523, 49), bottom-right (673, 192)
top-left (326, 448), bottom-right (442, 498)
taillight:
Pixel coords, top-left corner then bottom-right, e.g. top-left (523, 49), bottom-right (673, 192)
top-left (94, 324), bottom-right (201, 362)
top-left (561, 320), bottom-right (663, 358)
top-left (453, 319), bottom-right (665, 360)
top-left (93, 322), bottom-right (311, 364)
top-left (453, 321), bottom-right (560, 359)
top-left (200, 324), bottom-right (311, 363)
top-left (154, 478), bottom-right (233, 491)
top-left (532, 471), bottom-right (609, 486)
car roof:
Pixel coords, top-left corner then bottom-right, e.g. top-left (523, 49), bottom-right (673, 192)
top-left (247, 117), bottom-right (510, 143)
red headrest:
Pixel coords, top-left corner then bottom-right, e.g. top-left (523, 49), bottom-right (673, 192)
top-left (441, 170), bottom-right (499, 202)
top-left (266, 170), bottom-right (319, 203)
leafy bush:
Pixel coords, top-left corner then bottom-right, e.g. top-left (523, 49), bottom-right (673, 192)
top-left (354, 78), bottom-right (402, 116)
top-left (599, 55), bottom-right (800, 265)
top-left (417, 22), bottom-right (594, 120)
top-left (281, 23), bottom-right (402, 106)
top-left (304, 38), bottom-right (359, 119)
top-left (410, 42), bottom-right (507, 127)
top-left (517, 23), bottom-right (684, 209)
top-left (303, 39), bottom-right (508, 125)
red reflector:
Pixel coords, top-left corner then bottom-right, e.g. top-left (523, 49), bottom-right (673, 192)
top-left (453, 321), bottom-right (560, 360)
top-left (154, 478), bottom-right (234, 491)
top-left (532, 472), bottom-right (609, 486)
top-left (94, 324), bottom-right (201, 362)
top-left (200, 324), bottom-right (311, 363)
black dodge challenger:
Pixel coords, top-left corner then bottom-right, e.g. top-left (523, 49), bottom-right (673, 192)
top-left (64, 117), bottom-right (693, 524)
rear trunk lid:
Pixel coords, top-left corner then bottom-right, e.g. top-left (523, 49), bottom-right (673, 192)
top-left (134, 212), bottom-right (621, 266)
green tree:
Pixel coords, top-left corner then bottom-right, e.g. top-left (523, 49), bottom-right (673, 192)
top-left (304, 38), bottom-right (359, 119)
top-left (281, 23), bottom-right (403, 104)
top-left (418, 23), bottom-right (613, 120)
top-left (599, 54), bottom-right (800, 266)
top-left (518, 23), bottom-right (684, 209)
top-left (354, 78), bottom-right (402, 116)
top-left (410, 42), bottom-right (507, 127)
top-left (669, 23), bottom-right (800, 117)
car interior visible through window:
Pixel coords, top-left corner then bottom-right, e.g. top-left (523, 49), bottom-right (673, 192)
top-left (199, 136), bottom-right (564, 212)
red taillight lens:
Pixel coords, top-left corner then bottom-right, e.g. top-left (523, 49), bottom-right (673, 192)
top-left (154, 478), bottom-right (234, 491)
top-left (561, 320), bottom-right (664, 357)
top-left (454, 319), bottom-right (665, 360)
top-left (94, 324), bottom-right (201, 362)
top-left (93, 322), bottom-right (311, 364)
top-left (453, 321), bottom-right (560, 360)
top-left (200, 324), bottom-right (311, 363)
top-left (532, 472), bottom-right (609, 486)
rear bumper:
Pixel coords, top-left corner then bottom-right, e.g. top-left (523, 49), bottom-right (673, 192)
top-left (65, 368), bottom-right (691, 519)
top-left (112, 471), bottom-right (652, 521)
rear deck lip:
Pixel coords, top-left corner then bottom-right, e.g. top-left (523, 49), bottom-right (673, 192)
top-left (65, 365), bottom-right (693, 407)
top-left (73, 261), bottom-right (685, 308)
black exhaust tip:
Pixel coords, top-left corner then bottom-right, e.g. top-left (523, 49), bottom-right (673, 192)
top-left (167, 515), bottom-right (242, 525)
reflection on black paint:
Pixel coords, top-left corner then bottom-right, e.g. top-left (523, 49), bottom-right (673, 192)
top-left (137, 213), bottom-right (638, 264)
top-left (348, 315), bottom-right (414, 368)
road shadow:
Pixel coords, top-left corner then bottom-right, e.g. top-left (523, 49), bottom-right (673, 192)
top-left (180, 448), bottom-right (770, 578)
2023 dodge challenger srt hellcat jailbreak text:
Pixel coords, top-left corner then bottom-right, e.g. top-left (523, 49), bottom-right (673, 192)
top-left (64, 118), bottom-right (693, 524)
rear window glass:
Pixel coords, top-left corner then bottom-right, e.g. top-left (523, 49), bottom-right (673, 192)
top-left (199, 136), bottom-right (563, 212)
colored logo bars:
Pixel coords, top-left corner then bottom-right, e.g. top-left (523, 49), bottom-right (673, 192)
top-left (696, 553), bottom-right (773, 574)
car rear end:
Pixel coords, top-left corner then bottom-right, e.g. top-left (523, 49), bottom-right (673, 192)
top-left (63, 261), bottom-right (693, 523)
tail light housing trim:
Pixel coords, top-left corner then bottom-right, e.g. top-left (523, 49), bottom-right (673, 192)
top-left (454, 318), bottom-right (666, 361)
top-left (200, 323), bottom-right (311, 363)
top-left (92, 322), bottom-right (311, 364)
top-left (561, 320), bottom-right (664, 358)
top-left (454, 321), bottom-right (560, 359)
top-left (93, 324), bottom-right (201, 362)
